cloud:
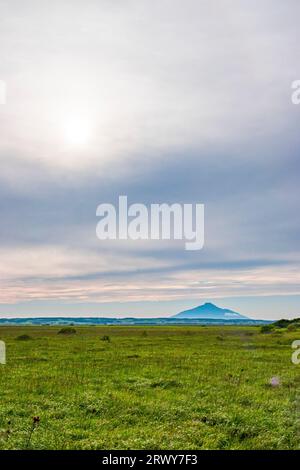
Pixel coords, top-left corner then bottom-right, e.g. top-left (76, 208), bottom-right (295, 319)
top-left (0, 244), bottom-right (298, 304)
top-left (0, 0), bottom-right (299, 314)
top-left (1, 0), bottom-right (299, 174)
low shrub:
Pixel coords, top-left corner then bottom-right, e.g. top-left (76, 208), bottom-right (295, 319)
top-left (260, 324), bottom-right (274, 334)
top-left (15, 334), bottom-right (32, 341)
top-left (57, 327), bottom-right (77, 336)
top-left (287, 323), bottom-right (299, 332)
top-left (100, 335), bottom-right (110, 342)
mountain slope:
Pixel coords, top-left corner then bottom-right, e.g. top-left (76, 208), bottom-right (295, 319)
top-left (173, 302), bottom-right (250, 320)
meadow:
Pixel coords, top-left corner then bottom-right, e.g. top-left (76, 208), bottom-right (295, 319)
top-left (0, 325), bottom-right (299, 450)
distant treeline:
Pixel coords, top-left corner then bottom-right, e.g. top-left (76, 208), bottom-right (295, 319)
top-left (261, 317), bottom-right (300, 333)
top-left (273, 318), bottom-right (300, 328)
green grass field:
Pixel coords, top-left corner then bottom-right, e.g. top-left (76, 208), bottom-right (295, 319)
top-left (0, 325), bottom-right (299, 450)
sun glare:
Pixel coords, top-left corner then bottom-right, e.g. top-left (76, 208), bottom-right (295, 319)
top-left (63, 116), bottom-right (91, 147)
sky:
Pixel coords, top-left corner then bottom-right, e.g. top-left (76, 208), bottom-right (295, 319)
top-left (0, 0), bottom-right (299, 319)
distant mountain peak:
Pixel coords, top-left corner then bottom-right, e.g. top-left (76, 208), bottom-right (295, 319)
top-left (202, 302), bottom-right (220, 309)
top-left (173, 302), bottom-right (250, 320)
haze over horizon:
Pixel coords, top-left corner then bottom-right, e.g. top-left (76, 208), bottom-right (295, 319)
top-left (0, 0), bottom-right (300, 320)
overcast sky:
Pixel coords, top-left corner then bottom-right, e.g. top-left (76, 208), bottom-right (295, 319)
top-left (0, 0), bottom-right (299, 319)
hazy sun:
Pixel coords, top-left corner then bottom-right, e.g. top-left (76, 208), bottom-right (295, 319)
top-left (63, 116), bottom-right (91, 147)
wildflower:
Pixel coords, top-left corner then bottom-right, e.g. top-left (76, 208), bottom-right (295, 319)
top-left (269, 376), bottom-right (280, 387)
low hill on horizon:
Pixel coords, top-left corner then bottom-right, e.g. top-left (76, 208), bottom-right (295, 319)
top-left (173, 302), bottom-right (250, 320)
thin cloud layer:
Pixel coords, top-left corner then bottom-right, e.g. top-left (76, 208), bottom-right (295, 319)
top-left (0, 0), bottom-right (299, 317)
